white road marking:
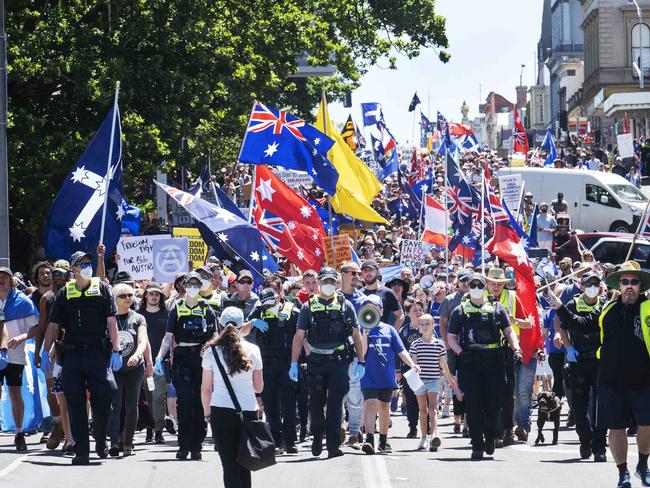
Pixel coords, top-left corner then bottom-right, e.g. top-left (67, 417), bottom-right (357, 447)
top-left (509, 444), bottom-right (638, 457)
top-left (362, 454), bottom-right (392, 488)
top-left (0, 454), bottom-right (29, 478)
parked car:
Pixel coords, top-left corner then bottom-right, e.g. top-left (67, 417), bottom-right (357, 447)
top-left (555, 232), bottom-right (650, 266)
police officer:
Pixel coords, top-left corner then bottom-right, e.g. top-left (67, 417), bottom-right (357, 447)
top-left (42, 251), bottom-right (122, 465)
top-left (195, 266), bottom-right (227, 320)
top-left (289, 267), bottom-right (365, 459)
top-left (246, 287), bottom-right (300, 454)
top-left (154, 271), bottom-right (217, 461)
top-left (548, 272), bottom-right (607, 462)
top-left (447, 273), bottom-right (522, 460)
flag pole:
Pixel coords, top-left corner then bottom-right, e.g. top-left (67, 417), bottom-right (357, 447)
top-left (625, 196), bottom-right (650, 261)
top-left (321, 91), bottom-right (336, 261)
top-left (444, 145), bottom-right (450, 284)
top-left (481, 167), bottom-right (485, 274)
top-left (99, 81), bottom-right (120, 245)
top-left (418, 186), bottom-right (425, 236)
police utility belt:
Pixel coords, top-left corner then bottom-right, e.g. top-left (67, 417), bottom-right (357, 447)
top-left (177, 342), bottom-right (202, 347)
top-left (310, 344), bottom-right (347, 355)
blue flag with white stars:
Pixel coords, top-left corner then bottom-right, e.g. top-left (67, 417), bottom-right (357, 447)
top-left (239, 102), bottom-right (339, 195)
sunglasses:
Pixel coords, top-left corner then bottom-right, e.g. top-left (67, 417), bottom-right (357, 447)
top-left (238, 279), bottom-right (253, 285)
top-left (469, 283), bottom-right (485, 290)
top-left (118, 293), bottom-right (134, 299)
top-left (53, 271), bottom-right (67, 278)
top-left (79, 262), bottom-right (92, 269)
top-left (620, 278), bottom-right (641, 286)
top-left (343, 270), bottom-right (361, 275)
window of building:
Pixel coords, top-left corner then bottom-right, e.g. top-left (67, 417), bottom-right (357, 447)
top-left (631, 23), bottom-right (650, 75)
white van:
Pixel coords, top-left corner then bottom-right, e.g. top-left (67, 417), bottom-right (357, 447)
top-left (495, 167), bottom-right (648, 233)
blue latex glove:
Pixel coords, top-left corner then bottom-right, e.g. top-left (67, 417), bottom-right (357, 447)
top-left (0, 350), bottom-right (7, 371)
top-left (566, 346), bottom-right (579, 363)
top-left (251, 318), bottom-right (269, 332)
top-left (110, 351), bottom-right (123, 371)
top-left (288, 362), bottom-right (299, 382)
top-left (354, 363), bottom-right (366, 380)
top-left (154, 356), bottom-right (165, 376)
top-left (40, 350), bottom-right (51, 374)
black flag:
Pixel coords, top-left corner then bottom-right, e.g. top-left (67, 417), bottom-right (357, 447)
top-left (408, 92), bottom-right (421, 112)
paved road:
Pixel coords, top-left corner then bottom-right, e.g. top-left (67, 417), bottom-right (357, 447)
top-left (0, 408), bottom-right (639, 488)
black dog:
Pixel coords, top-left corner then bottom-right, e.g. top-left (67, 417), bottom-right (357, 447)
top-left (535, 391), bottom-right (561, 445)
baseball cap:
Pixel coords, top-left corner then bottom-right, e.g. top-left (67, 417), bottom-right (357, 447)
top-left (457, 269), bottom-right (473, 282)
top-left (468, 273), bottom-right (487, 285)
top-left (362, 294), bottom-right (383, 309)
top-left (259, 288), bottom-right (278, 307)
top-left (227, 274), bottom-right (237, 286)
top-left (113, 271), bottom-right (134, 285)
top-left (237, 270), bottom-right (253, 281)
top-left (69, 251), bottom-right (92, 268)
top-left (581, 272), bottom-right (601, 284)
top-left (219, 307), bottom-right (244, 329)
top-left (361, 259), bottom-right (379, 270)
top-left (0, 267), bottom-right (12, 278)
top-left (52, 260), bottom-right (70, 273)
top-left (145, 282), bottom-right (164, 294)
top-left (195, 266), bottom-right (211, 278)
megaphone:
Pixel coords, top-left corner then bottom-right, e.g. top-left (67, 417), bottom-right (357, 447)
top-left (358, 303), bottom-right (381, 330)
top-left (419, 274), bottom-right (435, 290)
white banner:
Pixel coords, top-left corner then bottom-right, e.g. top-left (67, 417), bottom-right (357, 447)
top-left (116, 235), bottom-right (168, 280)
top-left (498, 173), bottom-right (523, 212)
top-left (400, 239), bottom-right (426, 271)
top-left (617, 133), bottom-right (635, 159)
top-left (273, 169), bottom-right (313, 190)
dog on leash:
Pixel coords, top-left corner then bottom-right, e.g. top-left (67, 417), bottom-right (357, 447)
top-left (534, 390), bottom-right (561, 445)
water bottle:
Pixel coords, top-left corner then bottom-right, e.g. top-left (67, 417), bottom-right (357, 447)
top-left (147, 376), bottom-right (155, 391)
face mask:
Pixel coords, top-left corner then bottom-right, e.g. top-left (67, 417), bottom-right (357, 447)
top-left (200, 279), bottom-right (211, 292)
top-left (584, 285), bottom-right (600, 299)
top-left (186, 286), bottom-right (200, 298)
top-left (321, 284), bottom-right (336, 297)
top-left (80, 267), bottom-right (93, 280)
top-left (469, 288), bottom-right (484, 300)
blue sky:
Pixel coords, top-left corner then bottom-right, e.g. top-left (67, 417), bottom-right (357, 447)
top-left (327, 0), bottom-right (545, 144)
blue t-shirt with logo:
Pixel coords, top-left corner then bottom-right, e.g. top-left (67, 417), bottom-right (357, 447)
top-left (361, 323), bottom-right (405, 390)
top-left (343, 289), bottom-right (366, 313)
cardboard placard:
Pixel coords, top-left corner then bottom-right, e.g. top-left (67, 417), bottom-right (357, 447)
top-left (153, 237), bottom-right (189, 283)
top-left (617, 133), bottom-right (635, 159)
top-left (400, 239), bottom-right (425, 271)
top-left (172, 227), bottom-right (208, 270)
top-left (324, 235), bottom-right (352, 269)
top-left (498, 173), bottom-right (523, 212)
top-left (116, 235), bottom-right (168, 279)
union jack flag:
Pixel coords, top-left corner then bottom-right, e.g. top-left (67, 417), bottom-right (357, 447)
top-left (251, 203), bottom-right (285, 252)
top-left (247, 102), bottom-right (306, 142)
top-left (513, 105), bottom-right (529, 154)
top-left (445, 151), bottom-right (479, 227)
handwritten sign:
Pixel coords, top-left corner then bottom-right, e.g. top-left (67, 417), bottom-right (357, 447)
top-left (116, 235), bottom-right (168, 279)
top-left (324, 235), bottom-right (352, 269)
top-left (172, 227), bottom-right (208, 270)
top-left (498, 173), bottom-right (523, 213)
top-left (400, 239), bottom-right (425, 271)
top-left (153, 237), bottom-right (189, 283)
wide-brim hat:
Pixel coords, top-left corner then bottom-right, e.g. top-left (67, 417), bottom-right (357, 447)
top-left (605, 261), bottom-right (650, 292)
top-left (486, 268), bottom-right (509, 283)
top-left (386, 277), bottom-right (410, 300)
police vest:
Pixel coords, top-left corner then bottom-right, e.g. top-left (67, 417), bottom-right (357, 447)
top-left (598, 299), bottom-right (650, 359)
top-left (500, 290), bottom-right (518, 334)
top-left (61, 278), bottom-right (108, 344)
top-left (459, 298), bottom-right (502, 351)
top-left (201, 293), bottom-right (223, 317)
top-left (257, 301), bottom-right (297, 358)
top-left (569, 295), bottom-right (602, 353)
top-left (173, 299), bottom-right (215, 344)
top-left (307, 293), bottom-right (350, 346)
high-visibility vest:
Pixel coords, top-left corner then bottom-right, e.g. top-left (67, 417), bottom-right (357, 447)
top-left (65, 278), bottom-right (101, 299)
top-left (598, 300), bottom-right (650, 358)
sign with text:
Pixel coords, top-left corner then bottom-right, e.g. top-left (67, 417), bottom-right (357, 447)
top-left (273, 169), bottom-right (314, 190)
top-left (172, 227), bottom-right (208, 270)
top-left (617, 133), bottom-right (635, 159)
top-left (153, 237), bottom-right (189, 283)
top-left (400, 239), bottom-right (425, 271)
top-left (116, 235), bottom-right (167, 279)
top-left (324, 235), bottom-right (352, 269)
top-left (498, 173), bottom-right (523, 213)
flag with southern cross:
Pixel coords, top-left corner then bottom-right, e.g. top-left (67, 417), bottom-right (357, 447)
top-left (341, 115), bottom-right (358, 152)
top-left (119, 198), bottom-right (141, 236)
top-left (45, 106), bottom-right (123, 259)
top-left (408, 92), bottom-right (421, 112)
top-left (541, 129), bottom-right (557, 167)
top-left (420, 113), bottom-right (434, 132)
top-left (361, 102), bottom-right (383, 127)
top-left (436, 111), bottom-right (458, 155)
top-left (445, 150), bottom-right (480, 228)
top-left (239, 101), bottom-right (339, 195)
top-left (156, 182), bottom-right (267, 281)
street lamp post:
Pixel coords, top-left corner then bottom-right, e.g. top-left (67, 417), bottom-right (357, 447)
top-left (630, 0), bottom-right (644, 89)
top-left (0, 0), bottom-right (9, 267)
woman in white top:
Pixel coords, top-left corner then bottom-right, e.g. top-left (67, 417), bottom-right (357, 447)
top-left (201, 307), bottom-right (263, 488)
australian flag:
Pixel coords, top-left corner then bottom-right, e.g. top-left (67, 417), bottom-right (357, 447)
top-left (239, 102), bottom-right (338, 195)
top-left (420, 113), bottom-right (434, 132)
top-left (156, 182), bottom-right (267, 282)
top-left (45, 105), bottom-right (122, 259)
top-left (408, 92), bottom-right (421, 112)
top-left (445, 151), bottom-right (479, 228)
top-left (436, 111), bottom-right (458, 155)
top-left (119, 198), bottom-right (141, 236)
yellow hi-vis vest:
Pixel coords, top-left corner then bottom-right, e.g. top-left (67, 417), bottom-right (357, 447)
top-left (500, 290), bottom-right (518, 334)
top-left (598, 300), bottom-right (650, 358)
top-left (65, 278), bottom-right (101, 299)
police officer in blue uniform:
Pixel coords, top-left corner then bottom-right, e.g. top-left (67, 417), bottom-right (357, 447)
top-left (447, 273), bottom-right (522, 460)
top-left (42, 251), bottom-right (122, 465)
top-left (155, 271), bottom-right (217, 460)
top-left (246, 287), bottom-right (300, 454)
top-left (289, 267), bottom-right (365, 459)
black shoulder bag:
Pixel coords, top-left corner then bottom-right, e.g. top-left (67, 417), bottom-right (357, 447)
top-left (211, 346), bottom-right (276, 471)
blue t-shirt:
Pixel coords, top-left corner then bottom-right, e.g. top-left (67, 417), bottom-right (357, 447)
top-left (343, 289), bottom-right (366, 313)
top-left (538, 294), bottom-right (564, 354)
top-left (361, 323), bottom-right (404, 390)
top-left (430, 301), bottom-right (442, 338)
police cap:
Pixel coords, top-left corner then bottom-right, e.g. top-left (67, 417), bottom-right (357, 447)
top-left (468, 273), bottom-right (486, 285)
top-left (318, 267), bottom-right (338, 283)
top-left (581, 272), bottom-right (601, 285)
top-left (69, 251), bottom-right (92, 268)
top-left (259, 287), bottom-right (278, 307)
top-left (183, 271), bottom-right (202, 285)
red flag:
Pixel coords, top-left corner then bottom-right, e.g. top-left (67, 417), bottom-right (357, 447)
top-left (252, 165), bottom-right (326, 272)
top-left (486, 220), bottom-right (543, 364)
top-left (513, 105), bottom-right (529, 155)
top-left (409, 148), bottom-right (425, 185)
top-left (448, 122), bottom-right (474, 138)
top-left (624, 112), bottom-right (630, 134)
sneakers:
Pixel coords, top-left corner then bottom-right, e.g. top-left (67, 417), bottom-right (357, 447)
top-left (618, 470), bottom-right (632, 488)
top-left (328, 449), bottom-right (344, 459)
top-left (299, 425), bottom-right (308, 443)
top-left (154, 430), bottom-right (165, 444)
top-left (345, 435), bottom-right (361, 450)
top-left (429, 436), bottom-right (441, 452)
top-left (378, 441), bottom-right (392, 453)
top-left (108, 446), bottom-right (120, 457)
top-left (594, 452), bottom-right (607, 463)
top-left (579, 442), bottom-right (592, 460)
top-left (311, 435), bottom-right (323, 457)
top-left (285, 444), bottom-right (298, 454)
top-left (165, 416), bottom-right (177, 435)
top-left (62, 442), bottom-right (75, 456)
top-left (416, 437), bottom-right (428, 451)
top-left (462, 428), bottom-right (470, 438)
top-left (190, 450), bottom-right (202, 461)
top-left (14, 433), bottom-right (27, 452)
top-left (362, 435), bottom-right (375, 455)
top-left (636, 467), bottom-right (650, 487)
top-left (71, 455), bottom-right (90, 466)
top-left (47, 422), bottom-right (64, 450)
top-left (406, 427), bottom-right (418, 439)
top-left (123, 446), bottom-right (133, 457)
top-left (95, 442), bottom-right (108, 459)
top-left (145, 428), bottom-right (153, 443)
top-left (441, 405), bottom-right (450, 418)
top-left (514, 426), bottom-right (528, 442)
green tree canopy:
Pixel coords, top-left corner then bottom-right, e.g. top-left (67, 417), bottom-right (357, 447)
top-left (7, 0), bottom-right (448, 267)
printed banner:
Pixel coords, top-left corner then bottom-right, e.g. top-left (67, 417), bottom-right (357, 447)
top-left (172, 227), bottom-right (208, 270)
top-left (153, 237), bottom-right (189, 283)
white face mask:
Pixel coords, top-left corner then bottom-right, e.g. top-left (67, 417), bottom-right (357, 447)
top-left (186, 286), bottom-right (200, 298)
top-left (469, 288), bottom-right (484, 300)
top-left (321, 284), bottom-right (336, 297)
top-left (584, 285), bottom-right (600, 299)
top-left (200, 279), bottom-right (211, 292)
top-left (80, 267), bottom-right (93, 280)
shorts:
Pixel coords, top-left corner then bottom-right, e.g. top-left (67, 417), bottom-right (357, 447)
top-left (415, 378), bottom-right (441, 395)
top-left (0, 363), bottom-right (24, 387)
top-left (362, 388), bottom-right (393, 403)
top-left (596, 382), bottom-right (650, 429)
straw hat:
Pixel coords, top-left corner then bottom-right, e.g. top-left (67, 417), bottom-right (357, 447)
top-left (605, 261), bottom-right (650, 292)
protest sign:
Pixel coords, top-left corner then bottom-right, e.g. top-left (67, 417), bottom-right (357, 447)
top-left (498, 173), bottom-right (523, 213)
top-left (116, 235), bottom-right (167, 279)
top-left (172, 227), bottom-right (208, 269)
top-left (324, 235), bottom-right (352, 269)
top-left (400, 239), bottom-right (425, 271)
top-left (273, 169), bottom-right (314, 190)
top-left (617, 133), bottom-right (634, 159)
top-left (153, 237), bottom-right (189, 283)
